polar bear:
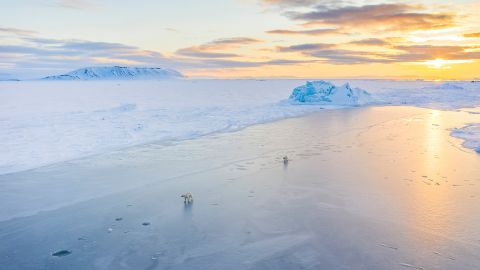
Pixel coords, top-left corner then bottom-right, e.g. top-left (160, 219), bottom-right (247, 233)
top-left (181, 192), bottom-right (193, 204)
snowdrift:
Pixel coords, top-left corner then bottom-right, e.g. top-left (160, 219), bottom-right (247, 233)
top-left (42, 66), bottom-right (183, 80)
top-left (289, 80), bottom-right (373, 106)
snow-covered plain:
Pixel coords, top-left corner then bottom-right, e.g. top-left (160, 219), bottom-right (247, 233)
top-left (0, 79), bottom-right (479, 175)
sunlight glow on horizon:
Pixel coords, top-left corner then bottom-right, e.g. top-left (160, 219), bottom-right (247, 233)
top-left (422, 59), bottom-right (475, 69)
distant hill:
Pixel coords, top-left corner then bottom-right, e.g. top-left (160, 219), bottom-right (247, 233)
top-left (42, 66), bottom-right (183, 80)
top-left (0, 73), bottom-right (20, 81)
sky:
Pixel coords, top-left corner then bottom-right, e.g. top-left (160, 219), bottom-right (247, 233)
top-left (0, 0), bottom-right (479, 79)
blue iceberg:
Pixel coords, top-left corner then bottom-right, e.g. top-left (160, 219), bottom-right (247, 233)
top-left (289, 80), bottom-right (373, 106)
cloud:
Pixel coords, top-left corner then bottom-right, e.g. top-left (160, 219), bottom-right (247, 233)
top-left (164, 27), bottom-right (179, 33)
top-left (266, 28), bottom-right (340, 36)
top-left (277, 43), bottom-right (334, 52)
top-left (306, 49), bottom-right (392, 64)
top-left (11, 37), bottom-right (156, 59)
top-left (176, 48), bottom-right (239, 58)
top-left (193, 58), bottom-right (313, 69)
top-left (61, 40), bottom-right (137, 51)
top-left (0, 45), bottom-right (72, 56)
top-left (274, 41), bottom-right (392, 64)
top-left (259, 0), bottom-right (318, 7)
top-left (1, 30), bottom-right (313, 78)
top-left (464, 32), bottom-right (480, 38)
top-left (259, 0), bottom-right (350, 8)
top-left (209, 37), bottom-right (262, 45)
top-left (0, 35), bottom-right (175, 78)
top-left (287, 4), bottom-right (456, 31)
top-left (275, 41), bottom-right (480, 65)
top-left (175, 37), bottom-right (262, 58)
top-left (200, 37), bottom-right (262, 50)
top-left (348, 38), bottom-right (390, 46)
top-left (0, 27), bottom-right (36, 36)
top-left (57, 0), bottom-right (97, 10)
top-left (391, 45), bottom-right (479, 61)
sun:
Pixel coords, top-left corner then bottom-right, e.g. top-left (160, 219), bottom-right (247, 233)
top-left (421, 58), bottom-right (474, 69)
top-left (428, 58), bottom-right (448, 69)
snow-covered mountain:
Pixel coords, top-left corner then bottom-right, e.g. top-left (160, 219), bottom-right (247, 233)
top-left (42, 66), bottom-right (183, 80)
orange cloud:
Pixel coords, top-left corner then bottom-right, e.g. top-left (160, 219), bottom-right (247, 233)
top-left (266, 28), bottom-right (341, 36)
top-left (175, 37), bottom-right (262, 58)
top-left (348, 38), bottom-right (390, 46)
top-left (464, 32), bottom-right (480, 38)
top-left (288, 4), bottom-right (456, 31)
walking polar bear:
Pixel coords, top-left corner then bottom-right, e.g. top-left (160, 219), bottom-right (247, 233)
top-left (181, 192), bottom-right (193, 204)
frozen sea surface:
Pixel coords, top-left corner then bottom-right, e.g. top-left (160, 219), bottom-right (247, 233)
top-left (1, 106), bottom-right (480, 270)
top-left (0, 79), bottom-right (479, 174)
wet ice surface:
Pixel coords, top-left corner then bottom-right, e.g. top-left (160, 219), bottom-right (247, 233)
top-left (1, 106), bottom-right (480, 269)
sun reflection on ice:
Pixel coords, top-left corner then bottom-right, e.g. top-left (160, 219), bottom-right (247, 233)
top-left (412, 110), bottom-right (454, 236)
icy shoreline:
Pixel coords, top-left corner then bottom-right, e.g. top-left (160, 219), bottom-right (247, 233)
top-left (1, 79), bottom-right (479, 175)
top-left (451, 123), bottom-right (480, 153)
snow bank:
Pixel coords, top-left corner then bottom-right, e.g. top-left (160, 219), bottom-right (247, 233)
top-left (42, 66), bottom-right (183, 80)
top-left (451, 124), bottom-right (480, 153)
top-left (289, 80), bottom-right (374, 106)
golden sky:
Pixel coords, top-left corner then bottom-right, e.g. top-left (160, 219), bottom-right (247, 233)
top-left (0, 0), bottom-right (479, 79)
